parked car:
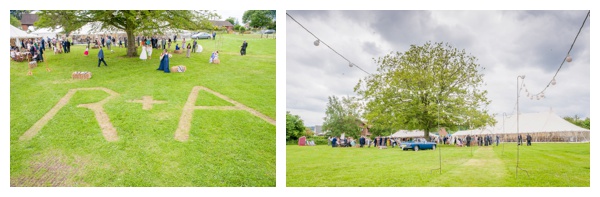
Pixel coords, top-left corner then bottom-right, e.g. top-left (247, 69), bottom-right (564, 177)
top-left (400, 138), bottom-right (437, 151)
top-left (263, 29), bottom-right (275, 34)
top-left (191, 32), bottom-right (211, 39)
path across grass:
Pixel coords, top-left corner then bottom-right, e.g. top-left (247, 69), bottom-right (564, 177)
top-left (286, 143), bottom-right (589, 187)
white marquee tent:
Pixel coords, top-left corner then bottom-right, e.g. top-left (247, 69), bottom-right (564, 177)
top-left (390, 130), bottom-right (439, 139)
top-left (31, 27), bottom-right (62, 39)
top-left (10, 25), bottom-right (38, 38)
top-left (450, 111), bottom-right (589, 143)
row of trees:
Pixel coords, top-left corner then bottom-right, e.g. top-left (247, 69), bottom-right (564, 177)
top-left (563, 116), bottom-right (590, 129)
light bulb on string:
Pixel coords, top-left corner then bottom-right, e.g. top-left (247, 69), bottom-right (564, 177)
top-left (314, 40), bottom-right (320, 46)
top-left (551, 78), bottom-right (556, 85)
top-left (566, 55), bottom-right (572, 62)
top-left (349, 62), bottom-right (354, 67)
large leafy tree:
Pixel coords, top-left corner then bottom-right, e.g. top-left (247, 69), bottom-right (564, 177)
top-left (242, 10), bottom-right (275, 29)
top-left (35, 10), bottom-right (211, 57)
top-left (10, 15), bottom-right (21, 28)
top-left (225, 17), bottom-right (236, 26)
top-left (355, 41), bottom-right (495, 141)
top-left (322, 96), bottom-right (362, 139)
top-left (286, 111), bottom-right (306, 141)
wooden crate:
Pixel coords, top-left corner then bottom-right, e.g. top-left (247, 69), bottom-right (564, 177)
top-left (72, 71), bottom-right (92, 79)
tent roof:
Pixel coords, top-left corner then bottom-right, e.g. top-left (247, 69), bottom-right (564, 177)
top-left (390, 130), bottom-right (438, 138)
top-left (10, 25), bottom-right (38, 38)
top-left (452, 111), bottom-right (588, 136)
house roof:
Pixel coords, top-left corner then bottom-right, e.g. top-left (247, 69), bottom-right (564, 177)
top-left (209, 20), bottom-right (233, 27)
top-left (20, 14), bottom-right (38, 25)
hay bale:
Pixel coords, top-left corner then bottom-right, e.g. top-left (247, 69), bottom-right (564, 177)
top-left (28, 61), bottom-right (37, 68)
top-left (170, 65), bottom-right (187, 73)
top-left (173, 49), bottom-right (183, 54)
top-left (72, 71), bottom-right (92, 80)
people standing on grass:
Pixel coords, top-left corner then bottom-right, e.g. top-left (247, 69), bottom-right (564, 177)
top-left (157, 49), bottom-right (171, 73)
top-left (146, 39), bottom-right (153, 59)
top-left (212, 31), bottom-right (216, 40)
top-left (162, 37), bottom-right (166, 50)
top-left (186, 43), bottom-right (191, 58)
top-left (331, 137), bottom-right (338, 148)
top-left (192, 39), bottom-right (197, 53)
top-left (526, 134), bottom-right (532, 146)
top-left (240, 40), bottom-right (248, 56)
top-left (168, 38), bottom-right (172, 49)
top-left (466, 135), bottom-right (472, 147)
top-left (97, 46), bottom-right (107, 67)
top-left (359, 136), bottom-right (365, 148)
top-left (106, 36), bottom-right (112, 52)
top-left (139, 41), bottom-right (147, 61)
top-left (182, 38), bottom-right (186, 50)
top-left (496, 135), bottom-right (500, 146)
top-left (518, 134), bottom-right (523, 146)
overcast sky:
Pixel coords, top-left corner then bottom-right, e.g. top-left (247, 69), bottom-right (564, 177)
top-left (215, 10), bottom-right (246, 25)
top-left (286, 10), bottom-right (590, 127)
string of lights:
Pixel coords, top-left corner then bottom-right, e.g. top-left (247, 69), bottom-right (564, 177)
top-left (286, 12), bottom-right (371, 75)
top-left (507, 10), bottom-right (590, 118)
top-left (522, 10), bottom-right (590, 100)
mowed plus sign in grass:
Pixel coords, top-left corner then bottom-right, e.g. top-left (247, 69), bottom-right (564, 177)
top-left (286, 143), bottom-right (589, 186)
top-left (10, 34), bottom-right (275, 186)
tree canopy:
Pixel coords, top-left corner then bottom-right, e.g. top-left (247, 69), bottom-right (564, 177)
top-left (10, 10), bottom-right (29, 20)
top-left (225, 17), bottom-right (236, 26)
top-left (242, 10), bottom-right (275, 29)
top-left (355, 41), bottom-right (495, 141)
top-left (563, 116), bottom-right (590, 129)
top-left (35, 10), bottom-right (212, 57)
top-left (322, 95), bottom-right (363, 139)
top-left (10, 15), bottom-right (21, 28)
top-left (286, 111), bottom-right (306, 141)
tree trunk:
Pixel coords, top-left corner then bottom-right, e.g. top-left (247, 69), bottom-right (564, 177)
top-left (126, 28), bottom-right (137, 57)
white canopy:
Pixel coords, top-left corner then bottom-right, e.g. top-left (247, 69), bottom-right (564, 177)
top-left (390, 130), bottom-right (438, 138)
top-left (10, 25), bottom-right (38, 38)
top-left (31, 27), bottom-right (62, 38)
top-left (451, 111), bottom-right (588, 136)
top-left (492, 111), bottom-right (588, 134)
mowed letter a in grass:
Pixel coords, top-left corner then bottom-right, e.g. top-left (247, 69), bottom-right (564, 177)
top-left (11, 34), bottom-right (275, 186)
top-left (286, 143), bottom-right (589, 187)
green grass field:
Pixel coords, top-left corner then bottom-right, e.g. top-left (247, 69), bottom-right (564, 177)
top-left (10, 34), bottom-right (276, 186)
top-left (286, 143), bottom-right (589, 187)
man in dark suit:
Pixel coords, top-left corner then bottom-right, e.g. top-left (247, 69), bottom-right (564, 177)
top-left (526, 134), bottom-right (532, 146)
top-left (518, 134), bottom-right (523, 146)
top-left (240, 40), bottom-right (248, 55)
top-left (331, 137), bottom-right (337, 148)
top-left (359, 136), bottom-right (365, 148)
top-left (466, 135), bottom-right (472, 147)
top-left (97, 46), bottom-right (107, 67)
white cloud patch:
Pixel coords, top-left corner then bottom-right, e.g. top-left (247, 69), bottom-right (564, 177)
top-left (287, 10), bottom-right (590, 126)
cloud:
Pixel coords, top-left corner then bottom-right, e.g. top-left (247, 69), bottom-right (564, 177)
top-left (287, 10), bottom-right (590, 126)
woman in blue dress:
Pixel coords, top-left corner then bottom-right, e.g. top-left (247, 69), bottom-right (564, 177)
top-left (157, 49), bottom-right (171, 73)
